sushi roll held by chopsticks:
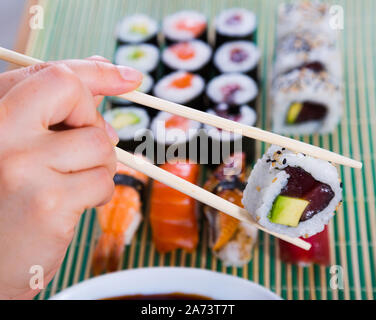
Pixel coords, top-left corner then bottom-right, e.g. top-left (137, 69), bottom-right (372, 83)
top-left (242, 145), bottom-right (342, 238)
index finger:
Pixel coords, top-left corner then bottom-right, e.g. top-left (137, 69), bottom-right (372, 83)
top-left (0, 58), bottom-right (143, 99)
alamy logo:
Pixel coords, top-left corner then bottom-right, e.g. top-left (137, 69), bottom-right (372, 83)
top-left (329, 265), bottom-right (344, 290)
top-left (29, 265), bottom-right (44, 290)
top-left (29, 5), bottom-right (44, 30)
top-left (329, 5), bottom-right (344, 30)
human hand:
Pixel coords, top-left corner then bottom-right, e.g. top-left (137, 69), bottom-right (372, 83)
top-left (0, 58), bottom-right (142, 299)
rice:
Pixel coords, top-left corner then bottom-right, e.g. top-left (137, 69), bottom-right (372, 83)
top-left (151, 111), bottom-right (201, 145)
top-left (242, 145), bottom-right (342, 238)
top-left (163, 10), bottom-right (207, 42)
top-left (162, 40), bottom-right (212, 72)
top-left (215, 8), bottom-right (257, 37)
top-left (272, 67), bottom-right (343, 135)
top-left (277, 1), bottom-right (337, 39)
top-left (274, 30), bottom-right (341, 78)
top-left (153, 71), bottom-right (205, 104)
top-left (206, 73), bottom-right (258, 105)
top-left (215, 222), bottom-right (258, 267)
top-left (204, 105), bottom-right (257, 141)
top-left (103, 106), bottom-right (150, 141)
top-left (214, 41), bottom-right (260, 74)
top-left (115, 44), bottom-right (159, 74)
top-left (116, 14), bottom-right (158, 44)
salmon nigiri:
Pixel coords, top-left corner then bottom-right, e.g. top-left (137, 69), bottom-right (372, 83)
top-left (150, 161), bottom-right (199, 253)
top-left (204, 153), bottom-right (258, 266)
top-left (92, 162), bottom-right (148, 275)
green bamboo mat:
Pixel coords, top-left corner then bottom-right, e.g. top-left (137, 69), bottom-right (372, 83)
top-left (28, 0), bottom-right (375, 300)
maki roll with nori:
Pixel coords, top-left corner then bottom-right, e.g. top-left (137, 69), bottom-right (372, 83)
top-left (116, 14), bottom-right (159, 45)
top-left (272, 67), bottom-right (342, 135)
top-left (203, 153), bottom-right (258, 266)
top-left (277, 1), bottom-right (336, 39)
top-left (204, 104), bottom-right (257, 166)
top-left (274, 30), bottom-right (341, 78)
top-left (163, 11), bottom-right (207, 44)
top-left (213, 41), bottom-right (260, 80)
top-left (242, 145), bottom-right (342, 238)
top-left (215, 8), bottom-right (257, 47)
top-left (115, 44), bottom-right (159, 79)
top-left (206, 73), bottom-right (258, 108)
top-left (154, 71), bottom-right (205, 109)
top-left (103, 106), bottom-right (151, 153)
top-left (162, 40), bottom-right (212, 77)
top-left (150, 111), bottom-right (201, 163)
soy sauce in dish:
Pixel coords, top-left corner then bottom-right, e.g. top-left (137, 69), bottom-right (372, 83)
top-left (103, 292), bottom-right (211, 300)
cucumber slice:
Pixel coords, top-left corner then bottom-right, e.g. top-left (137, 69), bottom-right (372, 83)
top-left (112, 112), bottom-right (140, 130)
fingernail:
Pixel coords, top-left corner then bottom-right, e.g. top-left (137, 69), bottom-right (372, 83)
top-left (88, 55), bottom-right (110, 63)
top-left (117, 66), bottom-right (143, 84)
top-left (105, 121), bottom-right (119, 146)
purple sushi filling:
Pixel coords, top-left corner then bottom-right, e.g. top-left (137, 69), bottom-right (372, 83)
top-left (225, 14), bottom-right (242, 26)
top-left (288, 101), bottom-right (328, 124)
top-left (284, 61), bottom-right (326, 75)
top-left (215, 103), bottom-right (241, 119)
top-left (300, 61), bottom-right (325, 73)
top-left (230, 48), bottom-right (249, 63)
top-left (279, 166), bottom-right (335, 221)
top-left (213, 103), bottom-right (241, 132)
top-left (221, 84), bottom-right (242, 104)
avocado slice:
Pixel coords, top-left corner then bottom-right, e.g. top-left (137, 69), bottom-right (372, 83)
top-left (286, 102), bottom-right (302, 124)
top-left (112, 112), bottom-right (140, 130)
top-left (268, 195), bottom-right (309, 227)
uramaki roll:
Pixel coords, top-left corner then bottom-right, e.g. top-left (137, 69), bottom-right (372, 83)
top-left (242, 145), bottom-right (342, 238)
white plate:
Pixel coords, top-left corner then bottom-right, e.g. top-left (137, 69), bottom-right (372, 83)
top-left (51, 267), bottom-right (282, 300)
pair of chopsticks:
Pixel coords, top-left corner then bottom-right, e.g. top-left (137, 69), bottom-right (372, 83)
top-left (0, 47), bottom-right (362, 251)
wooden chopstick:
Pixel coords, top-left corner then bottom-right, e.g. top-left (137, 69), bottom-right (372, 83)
top-left (0, 47), bottom-right (312, 250)
top-left (121, 91), bottom-right (362, 169)
top-left (0, 47), bottom-right (362, 169)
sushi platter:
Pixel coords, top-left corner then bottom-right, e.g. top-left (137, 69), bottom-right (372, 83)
top-left (22, 0), bottom-right (376, 300)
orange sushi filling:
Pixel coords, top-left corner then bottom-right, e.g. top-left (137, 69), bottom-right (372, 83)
top-left (175, 19), bottom-right (206, 36)
top-left (171, 42), bottom-right (196, 60)
top-left (165, 115), bottom-right (190, 131)
top-left (169, 73), bottom-right (194, 89)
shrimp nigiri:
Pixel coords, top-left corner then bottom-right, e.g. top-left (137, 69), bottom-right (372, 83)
top-left (92, 163), bottom-right (148, 275)
top-left (150, 161), bottom-right (199, 253)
